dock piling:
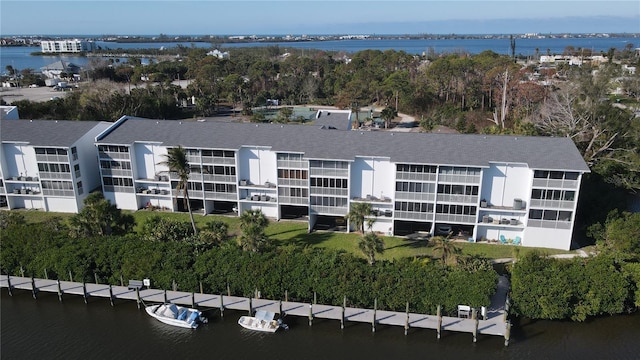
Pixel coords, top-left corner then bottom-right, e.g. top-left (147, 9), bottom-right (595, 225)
top-left (308, 303), bottom-right (313, 326)
top-left (227, 283), bottom-right (230, 297)
top-left (249, 297), bottom-right (253, 316)
top-left (31, 277), bottom-right (37, 299)
top-left (279, 299), bottom-right (283, 316)
top-left (313, 291), bottom-right (317, 305)
top-left (109, 284), bottom-right (114, 307)
top-left (220, 294), bottom-right (224, 318)
top-left (504, 320), bottom-right (511, 346)
top-left (120, 275), bottom-right (124, 287)
top-left (191, 292), bottom-right (196, 308)
top-left (163, 289), bottom-right (167, 304)
top-left (20, 266), bottom-right (24, 278)
top-left (136, 287), bottom-right (141, 309)
top-left (404, 302), bottom-right (409, 335)
top-left (472, 308), bottom-right (478, 342)
top-left (68, 270), bottom-right (73, 282)
top-left (372, 298), bottom-right (377, 333)
top-left (44, 268), bottom-right (48, 280)
top-left (7, 275), bottom-right (12, 296)
top-left (341, 296), bottom-right (346, 329)
top-left (94, 272), bottom-right (98, 284)
top-left (436, 305), bottom-right (442, 339)
top-left (285, 290), bottom-right (288, 302)
top-left (57, 279), bottom-right (63, 302)
top-left (200, 281), bottom-right (203, 294)
top-left (82, 282), bottom-right (87, 304)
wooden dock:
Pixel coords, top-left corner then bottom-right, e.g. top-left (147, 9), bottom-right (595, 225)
top-left (1, 274), bottom-right (511, 345)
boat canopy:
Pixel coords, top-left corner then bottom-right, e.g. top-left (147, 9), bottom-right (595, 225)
top-left (254, 310), bottom-right (275, 321)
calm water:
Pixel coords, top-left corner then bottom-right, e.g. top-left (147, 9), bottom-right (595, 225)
top-left (2, 291), bottom-right (640, 360)
top-left (1, 37), bottom-right (637, 72)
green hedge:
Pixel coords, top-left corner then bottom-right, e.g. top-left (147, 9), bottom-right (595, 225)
top-left (1, 223), bottom-right (496, 315)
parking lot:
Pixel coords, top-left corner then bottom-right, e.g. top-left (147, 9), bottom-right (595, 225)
top-left (0, 85), bottom-right (69, 104)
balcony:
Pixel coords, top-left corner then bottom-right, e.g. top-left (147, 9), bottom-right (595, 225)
top-left (527, 219), bottom-right (572, 230)
top-left (278, 196), bottom-right (309, 205)
top-left (310, 187), bottom-right (348, 197)
top-left (434, 214), bottom-right (476, 224)
top-left (277, 178), bottom-right (308, 187)
top-left (529, 199), bottom-right (575, 209)
top-left (277, 160), bottom-right (308, 169)
top-left (309, 168), bottom-right (348, 177)
top-left (204, 192), bottom-right (238, 201)
top-left (436, 194), bottom-right (478, 204)
top-left (396, 172), bottom-right (436, 182)
top-left (395, 192), bottom-right (435, 202)
top-left (351, 194), bottom-right (392, 204)
top-left (202, 156), bottom-right (235, 165)
top-left (35, 154), bottom-right (69, 163)
top-left (310, 206), bottom-right (348, 216)
top-left (394, 210), bottom-right (432, 221)
top-left (437, 174), bottom-right (481, 184)
top-left (532, 178), bottom-right (579, 189)
top-left (202, 174), bottom-right (236, 183)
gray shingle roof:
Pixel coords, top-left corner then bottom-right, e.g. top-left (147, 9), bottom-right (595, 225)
top-left (97, 117), bottom-right (590, 172)
top-left (314, 110), bottom-right (351, 131)
top-left (1, 119), bottom-right (106, 147)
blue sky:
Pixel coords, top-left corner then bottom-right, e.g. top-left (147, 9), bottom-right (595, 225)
top-left (1, 1), bottom-right (639, 35)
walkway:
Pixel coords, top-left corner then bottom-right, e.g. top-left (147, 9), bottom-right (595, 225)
top-left (1, 275), bottom-right (511, 343)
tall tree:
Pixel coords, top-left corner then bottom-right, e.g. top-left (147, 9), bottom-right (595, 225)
top-left (345, 202), bottom-right (372, 234)
top-left (160, 146), bottom-right (197, 234)
top-left (358, 231), bottom-right (384, 265)
top-left (431, 235), bottom-right (461, 266)
top-left (238, 209), bottom-right (269, 252)
top-left (380, 106), bottom-right (398, 129)
top-left (68, 192), bottom-right (135, 238)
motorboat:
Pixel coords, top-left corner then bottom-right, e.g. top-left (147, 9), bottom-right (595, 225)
top-left (238, 310), bottom-right (288, 333)
top-left (145, 303), bottom-right (207, 329)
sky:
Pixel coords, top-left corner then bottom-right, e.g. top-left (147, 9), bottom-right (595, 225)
top-left (1, 0), bottom-right (639, 35)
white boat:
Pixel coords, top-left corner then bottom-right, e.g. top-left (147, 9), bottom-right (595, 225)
top-left (238, 310), bottom-right (288, 333)
top-left (145, 303), bottom-right (207, 329)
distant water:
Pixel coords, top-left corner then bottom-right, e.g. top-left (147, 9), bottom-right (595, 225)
top-left (1, 36), bottom-right (637, 72)
top-left (2, 291), bottom-right (640, 359)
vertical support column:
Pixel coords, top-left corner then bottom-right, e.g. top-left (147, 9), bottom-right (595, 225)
top-left (68, 270), bottom-right (73, 283)
top-left (109, 284), bottom-right (114, 307)
top-left (472, 308), bottom-right (478, 343)
top-left (249, 297), bottom-right (253, 316)
top-left (308, 303), bottom-right (313, 326)
top-left (404, 302), bottom-right (410, 335)
top-left (6, 274), bottom-right (13, 296)
top-left (192, 292), bottom-right (196, 309)
top-left (94, 272), bottom-right (98, 284)
top-left (227, 283), bottom-right (231, 297)
top-left (313, 291), bottom-right (317, 305)
top-left (164, 289), bottom-right (167, 304)
top-left (136, 287), bottom-right (141, 309)
top-left (31, 277), bottom-right (37, 300)
top-left (285, 290), bottom-right (288, 302)
top-left (279, 300), bottom-right (283, 316)
top-left (503, 296), bottom-right (510, 323)
top-left (57, 279), bottom-right (63, 302)
top-left (372, 298), bottom-right (377, 333)
top-left (120, 275), bottom-right (124, 287)
top-left (82, 282), bottom-right (88, 304)
top-left (44, 268), bottom-right (48, 280)
top-left (436, 305), bottom-right (442, 339)
top-left (20, 267), bottom-right (25, 278)
top-left (200, 281), bottom-right (204, 294)
top-left (504, 320), bottom-right (511, 346)
top-left (341, 296), bottom-right (346, 330)
top-left (220, 294), bottom-right (225, 318)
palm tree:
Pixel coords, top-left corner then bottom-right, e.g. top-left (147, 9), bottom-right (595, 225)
top-left (345, 202), bottom-right (372, 234)
top-left (359, 231), bottom-right (384, 265)
top-left (160, 146), bottom-right (197, 234)
top-left (380, 106), bottom-right (397, 129)
top-left (432, 235), bottom-right (461, 266)
top-left (239, 209), bottom-right (269, 252)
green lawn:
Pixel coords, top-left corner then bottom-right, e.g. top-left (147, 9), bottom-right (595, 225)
top-left (16, 209), bottom-right (574, 260)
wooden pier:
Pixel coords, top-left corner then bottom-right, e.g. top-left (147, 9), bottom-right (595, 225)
top-left (1, 274), bottom-right (511, 345)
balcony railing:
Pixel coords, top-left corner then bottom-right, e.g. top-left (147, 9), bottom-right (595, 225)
top-left (103, 185), bottom-right (134, 193)
top-left (437, 174), bottom-right (481, 184)
top-left (309, 168), bottom-right (348, 177)
top-left (99, 169), bottom-right (132, 177)
top-left (309, 187), bottom-right (348, 196)
top-left (39, 172), bottom-right (72, 180)
top-left (434, 214), bottom-right (476, 224)
top-left (527, 219), bottom-right (572, 230)
top-left (202, 157), bottom-right (236, 165)
top-left (310, 206), bottom-right (348, 215)
top-left (41, 189), bottom-right (75, 197)
top-left (532, 179), bottom-right (579, 189)
top-left (278, 196), bottom-right (309, 205)
top-left (394, 211), bottom-right (433, 221)
top-left (436, 194), bottom-right (478, 204)
top-left (202, 174), bottom-right (236, 183)
top-left (98, 151), bottom-right (130, 160)
top-left (278, 178), bottom-right (308, 187)
top-left (395, 172), bottom-right (437, 182)
top-left (529, 199), bottom-right (575, 209)
top-left (277, 160), bottom-right (308, 169)
top-left (35, 154), bottom-right (69, 163)
top-left (395, 192), bottom-right (435, 202)
top-left (204, 192), bottom-right (237, 201)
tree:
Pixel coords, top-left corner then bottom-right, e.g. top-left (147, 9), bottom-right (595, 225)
top-left (68, 192), bottom-right (135, 238)
top-left (199, 220), bottom-right (229, 245)
top-left (345, 202), bottom-right (372, 234)
top-left (141, 215), bottom-right (194, 242)
top-left (238, 209), bottom-right (269, 252)
top-left (431, 235), bottom-right (461, 266)
top-left (358, 231), bottom-right (384, 265)
top-left (589, 210), bottom-right (640, 259)
top-left (159, 146), bottom-right (197, 234)
top-left (380, 106), bottom-right (398, 129)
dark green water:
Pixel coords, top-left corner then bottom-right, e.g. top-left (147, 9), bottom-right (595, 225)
top-left (1, 291), bottom-right (639, 360)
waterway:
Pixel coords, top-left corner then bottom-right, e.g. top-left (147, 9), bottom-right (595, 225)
top-left (1, 291), bottom-right (639, 359)
top-left (1, 36), bottom-right (637, 72)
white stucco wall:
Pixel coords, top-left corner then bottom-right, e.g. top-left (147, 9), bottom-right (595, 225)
top-left (481, 163), bottom-right (530, 207)
top-left (523, 226), bottom-right (572, 250)
top-left (350, 157), bottom-right (395, 200)
top-left (238, 147), bottom-right (277, 186)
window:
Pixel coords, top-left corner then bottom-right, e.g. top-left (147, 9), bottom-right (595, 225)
top-left (71, 147), bottom-right (78, 161)
top-left (77, 181), bottom-right (83, 195)
top-left (529, 209), bottom-right (543, 219)
top-left (74, 164), bottom-right (81, 178)
top-left (565, 172), bottom-right (579, 180)
top-left (543, 210), bottom-right (558, 221)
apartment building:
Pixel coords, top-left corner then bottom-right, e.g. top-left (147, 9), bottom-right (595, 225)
top-left (96, 116), bottom-right (590, 250)
top-left (1, 120), bottom-right (110, 212)
top-left (40, 39), bottom-right (96, 53)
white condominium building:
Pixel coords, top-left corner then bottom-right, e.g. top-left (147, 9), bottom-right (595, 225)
top-left (1, 120), bottom-right (110, 213)
top-left (40, 39), bottom-right (96, 53)
top-left (95, 116), bottom-right (590, 250)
